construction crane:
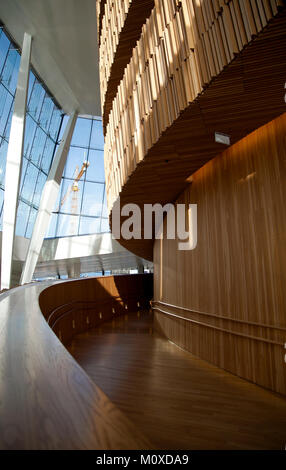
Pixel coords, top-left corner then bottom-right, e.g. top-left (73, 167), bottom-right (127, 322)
top-left (60, 160), bottom-right (90, 234)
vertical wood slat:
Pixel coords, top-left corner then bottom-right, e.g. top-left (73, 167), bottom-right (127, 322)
top-left (102, 0), bottom-right (281, 210)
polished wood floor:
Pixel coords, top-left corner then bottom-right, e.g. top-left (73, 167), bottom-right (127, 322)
top-left (68, 311), bottom-right (286, 450)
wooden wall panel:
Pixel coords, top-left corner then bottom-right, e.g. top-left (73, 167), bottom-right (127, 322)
top-left (153, 113), bottom-right (286, 395)
top-left (104, 1), bottom-right (286, 209)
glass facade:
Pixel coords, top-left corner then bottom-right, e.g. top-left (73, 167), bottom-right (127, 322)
top-left (46, 116), bottom-right (109, 238)
top-left (0, 27), bottom-right (63, 237)
top-left (0, 26), bottom-right (108, 241)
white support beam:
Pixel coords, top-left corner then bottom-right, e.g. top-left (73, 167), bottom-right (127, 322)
top-left (20, 111), bottom-right (78, 285)
top-left (1, 33), bottom-right (32, 290)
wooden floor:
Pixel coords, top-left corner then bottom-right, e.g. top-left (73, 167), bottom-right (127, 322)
top-left (68, 311), bottom-right (286, 450)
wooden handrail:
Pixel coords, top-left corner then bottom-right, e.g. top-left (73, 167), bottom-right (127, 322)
top-left (152, 300), bottom-right (286, 332)
top-left (46, 295), bottom-right (123, 324)
top-left (49, 294), bottom-right (150, 331)
top-left (153, 305), bottom-right (284, 348)
top-left (46, 294), bottom-right (144, 322)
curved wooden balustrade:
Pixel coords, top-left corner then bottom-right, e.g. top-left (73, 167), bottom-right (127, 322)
top-left (102, 2), bottom-right (286, 261)
top-left (45, 295), bottom-right (151, 346)
top-left (0, 274), bottom-right (153, 449)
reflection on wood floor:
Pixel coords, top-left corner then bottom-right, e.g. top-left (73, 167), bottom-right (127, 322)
top-left (68, 310), bottom-right (286, 450)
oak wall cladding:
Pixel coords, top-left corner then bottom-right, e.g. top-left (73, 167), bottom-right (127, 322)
top-left (98, 0), bottom-right (286, 261)
top-left (102, 0), bottom-right (285, 209)
top-left (97, 0), bottom-right (154, 131)
top-left (153, 113), bottom-right (286, 395)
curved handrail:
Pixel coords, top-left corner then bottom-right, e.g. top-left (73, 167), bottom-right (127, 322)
top-left (0, 276), bottom-right (152, 449)
top-left (47, 294), bottom-right (150, 344)
top-left (46, 295), bottom-right (122, 325)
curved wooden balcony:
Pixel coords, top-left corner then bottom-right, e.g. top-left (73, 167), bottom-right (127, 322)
top-left (0, 274), bottom-right (152, 449)
top-left (102, 1), bottom-right (286, 261)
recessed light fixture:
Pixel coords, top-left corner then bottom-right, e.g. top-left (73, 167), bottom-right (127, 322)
top-left (215, 132), bottom-right (231, 146)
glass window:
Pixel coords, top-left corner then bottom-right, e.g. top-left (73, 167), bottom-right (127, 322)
top-left (8, 50), bottom-right (20, 93)
top-left (81, 182), bottom-right (104, 217)
top-left (32, 172), bottom-right (46, 208)
top-left (44, 116), bottom-right (108, 238)
top-left (58, 114), bottom-right (69, 141)
top-left (30, 127), bottom-right (47, 166)
top-left (57, 213), bottom-right (79, 237)
top-left (79, 216), bottom-right (101, 235)
top-left (58, 179), bottom-right (84, 215)
top-left (3, 103), bottom-right (13, 140)
top-left (71, 117), bottom-right (92, 147)
top-left (46, 212), bottom-right (57, 238)
top-left (100, 217), bottom-right (110, 233)
top-left (49, 107), bottom-right (62, 141)
top-left (27, 70), bottom-right (36, 101)
top-left (15, 200), bottom-right (30, 237)
top-left (0, 29), bottom-right (63, 241)
top-left (0, 186), bottom-right (4, 218)
top-left (1, 47), bottom-right (20, 94)
top-left (101, 187), bottom-right (108, 218)
top-left (24, 115), bottom-right (37, 158)
top-left (41, 137), bottom-right (55, 173)
top-left (21, 162), bottom-right (39, 204)
top-left (28, 80), bottom-right (45, 121)
top-left (25, 207), bottom-right (37, 238)
top-left (86, 149), bottom-right (105, 182)
top-left (46, 116), bottom-right (109, 236)
top-left (0, 138), bottom-right (8, 186)
top-left (39, 94), bottom-right (54, 132)
top-left (19, 157), bottom-right (28, 192)
top-left (0, 32), bottom-right (10, 74)
top-left (0, 84), bottom-right (13, 137)
top-left (64, 146), bottom-right (87, 178)
top-left (90, 119), bottom-right (104, 150)
top-left (53, 177), bottom-right (65, 212)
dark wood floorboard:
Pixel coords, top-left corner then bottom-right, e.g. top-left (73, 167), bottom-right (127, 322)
top-left (68, 311), bottom-right (286, 450)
